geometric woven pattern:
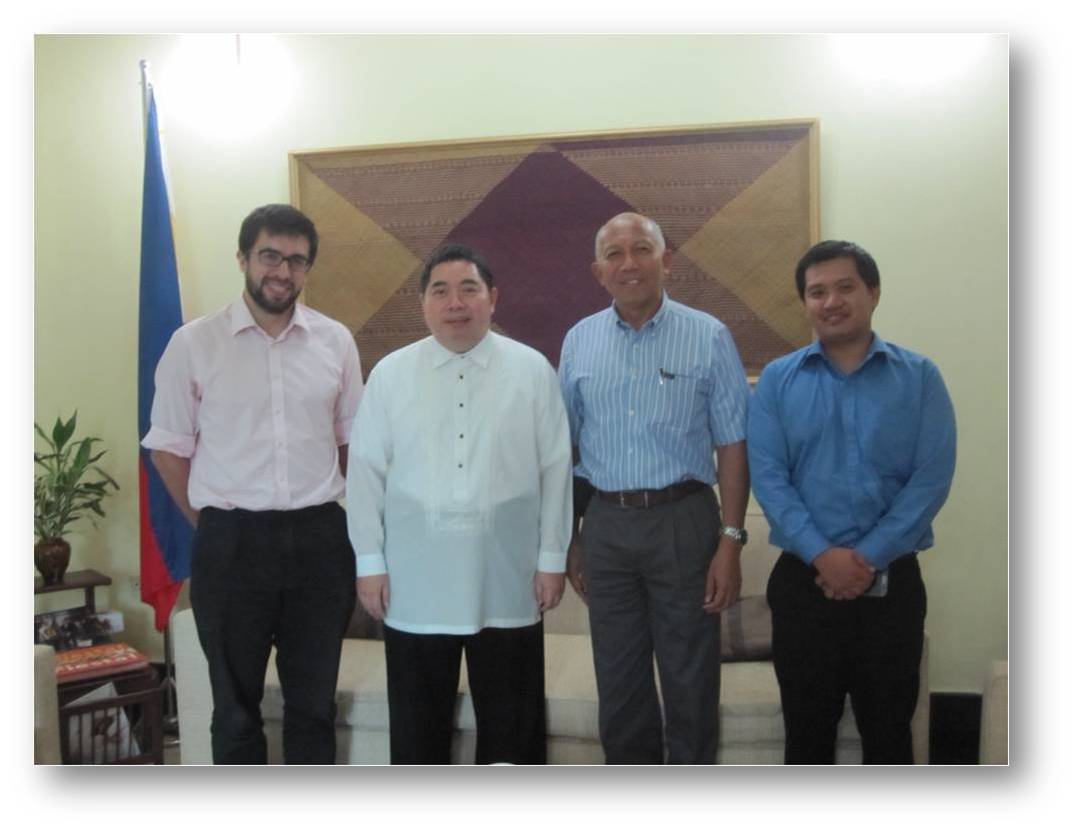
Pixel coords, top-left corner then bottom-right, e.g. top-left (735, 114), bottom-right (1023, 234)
top-left (291, 121), bottom-right (818, 377)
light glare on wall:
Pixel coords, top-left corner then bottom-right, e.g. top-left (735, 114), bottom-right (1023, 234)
top-left (829, 34), bottom-right (991, 88)
top-left (159, 35), bottom-right (297, 140)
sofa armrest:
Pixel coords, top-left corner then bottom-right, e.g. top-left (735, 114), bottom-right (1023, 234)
top-left (34, 645), bottom-right (61, 764)
top-left (979, 659), bottom-right (1008, 765)
top-left (173, 609), bottom-right (214, 764)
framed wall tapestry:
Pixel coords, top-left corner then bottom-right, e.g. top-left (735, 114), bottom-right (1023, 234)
top-left (290, 119), bottom-right (818, 378)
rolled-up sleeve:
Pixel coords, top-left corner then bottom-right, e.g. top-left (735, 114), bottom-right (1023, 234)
top-left (141, 330), bottom-right (197, 458)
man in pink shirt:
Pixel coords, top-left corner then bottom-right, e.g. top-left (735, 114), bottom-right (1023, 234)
top-left (142, 204), bottom-right (363, 764)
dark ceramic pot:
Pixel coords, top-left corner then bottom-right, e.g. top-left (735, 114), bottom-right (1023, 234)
top-left (35, 538), bottom-right (71, 585)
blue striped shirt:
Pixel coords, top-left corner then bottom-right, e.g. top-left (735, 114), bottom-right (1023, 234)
top-left (558, 295), bottom-right (750, 491)
top-left (747, 336), bottom-right (957, 570)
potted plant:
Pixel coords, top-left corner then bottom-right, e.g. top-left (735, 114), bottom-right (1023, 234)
top-left (34, 412), bottom-right (119, 585)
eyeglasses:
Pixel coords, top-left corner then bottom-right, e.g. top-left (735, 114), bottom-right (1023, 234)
top-left (256, 248), bottom-right (311, 273)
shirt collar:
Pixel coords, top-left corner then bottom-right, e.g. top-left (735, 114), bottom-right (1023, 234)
top-left (228, 295), bottom-right (310, 338)
top-left (798, 332), bottom-right (894, 372)
top-left (611, 292), bottom-right (670, 332)
top-left (428, 330), bottom-right (495, 369)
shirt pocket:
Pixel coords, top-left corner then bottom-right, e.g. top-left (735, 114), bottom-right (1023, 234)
top-left (648, 367), bottom-right (711, 430)
top-left (863, 406), bottom-right (917, 480)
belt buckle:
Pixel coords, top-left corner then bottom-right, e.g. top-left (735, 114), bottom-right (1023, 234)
top-left (619, 491), bottom-right (627, 508)
top-left (643, 490), bottom-right (650, 508)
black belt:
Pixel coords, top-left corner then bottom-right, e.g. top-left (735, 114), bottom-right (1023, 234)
top-left (596, 479), bottom-right (708, 509)
top-left (203, 502), bottom-right (340, 521)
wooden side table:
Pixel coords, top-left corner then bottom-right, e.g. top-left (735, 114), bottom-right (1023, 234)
top-left (34, 569), bottom-right (112, 613)
top-left (58, 665), bottom-right (165, 764)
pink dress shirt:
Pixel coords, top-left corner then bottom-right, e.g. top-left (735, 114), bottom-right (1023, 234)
top-left (142, 296), bottom-right (363, 511)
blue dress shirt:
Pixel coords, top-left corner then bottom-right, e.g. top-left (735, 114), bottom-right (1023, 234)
top-left (747, 335), bottom-right (957, 570)
top-left (559, 295), bottom-right (750, 491)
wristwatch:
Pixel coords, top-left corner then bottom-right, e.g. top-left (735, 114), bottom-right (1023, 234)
top-left (721, 526), bottom-right (748, 545)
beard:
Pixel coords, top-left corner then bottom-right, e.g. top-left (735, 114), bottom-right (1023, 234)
top-left (245, 270), bottom-right (297, 315)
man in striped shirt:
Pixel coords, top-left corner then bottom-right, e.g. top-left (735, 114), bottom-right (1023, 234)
top-left (558, 212), bottom-right (751, 764)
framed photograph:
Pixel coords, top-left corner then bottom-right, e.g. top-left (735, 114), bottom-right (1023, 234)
top-left (35, 607), bottom-right (117, 651)
top-left (290, 119), bottom-right (819, 377)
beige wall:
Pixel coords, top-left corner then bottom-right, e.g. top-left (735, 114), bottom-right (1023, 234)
top-left (34, 34), bottom-right (1007, 692)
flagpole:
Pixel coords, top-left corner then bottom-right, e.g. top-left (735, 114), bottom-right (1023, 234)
top-left (139, 59), bottom-right (151, 129)
top-left (139, 58), bottom-right (180, 748)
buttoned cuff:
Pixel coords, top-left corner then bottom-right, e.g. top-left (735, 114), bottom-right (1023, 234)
top-left (140, 426), bottom-right (195, 458)
top-left (356, 553), bottom-right (387, 577)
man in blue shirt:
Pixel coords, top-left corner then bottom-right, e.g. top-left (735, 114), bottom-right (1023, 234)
top-left (747, 240), bottom-right (957, 764)
top-left (559, 212), bottom-right (751, 764)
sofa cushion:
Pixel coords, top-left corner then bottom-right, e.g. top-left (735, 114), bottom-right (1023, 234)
top-left (543, 587), bottom-right (590, 636)
top-left (262, 632), bottom-right (602, 740)
top-left (720, 594), bottom-right (773, 662)
top-left (453, 633), bottom-right (599, 740)
top-left (344, 604), bottom-right (384, 640)
top-left (263, 637), bottom-right (849, 743)
top-left (262, 639), bottom-right (390, 731)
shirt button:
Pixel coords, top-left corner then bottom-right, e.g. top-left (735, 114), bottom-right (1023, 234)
top-left (458, 463), bottom-right (463, 469)
top-left (459, 403), bottom-right (464, 408)
top-left (628, 409), bottom-right (634, 416)
top-left (459, 434), bottom-right (464, 439)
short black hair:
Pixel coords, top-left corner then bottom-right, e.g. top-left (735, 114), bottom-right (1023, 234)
top-left (794, 240), bottom-right (880, 300)
top-left (419, 243), bottom-right (495, 293)
top-left (238, 204), bottom-right (319, 266)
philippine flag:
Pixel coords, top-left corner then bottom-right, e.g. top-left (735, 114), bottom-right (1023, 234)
top-left (137, 82), bottom-right (193, 631)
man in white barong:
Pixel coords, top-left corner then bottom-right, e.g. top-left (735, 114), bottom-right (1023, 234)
top-left (345, 243), bottom-right (572, 764)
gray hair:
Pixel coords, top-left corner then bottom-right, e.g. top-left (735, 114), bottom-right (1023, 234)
top-left (594, 213), bottom-right (666, 259)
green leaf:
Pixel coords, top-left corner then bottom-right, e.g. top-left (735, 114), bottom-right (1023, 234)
top-left (50, 416), bottom-right (64, 449)
top-left (54, 412), bottom-right (78, 451)
top-left (72, 437), bottom-right (91, 469)
top-left (35, 411), bottom-right (117, 541)
top-left (92, 468), bottom-right (120, 489)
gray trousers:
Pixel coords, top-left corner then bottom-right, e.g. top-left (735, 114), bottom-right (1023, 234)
top-left (581, 487), bottom-right (722, 764)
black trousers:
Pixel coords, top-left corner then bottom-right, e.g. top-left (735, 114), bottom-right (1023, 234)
top-left (767, 551), bottom-right (926, 765)
top-left (581, 487), bottom-right (722, 764)
top-left (383, 622), bottom-right (547, 765)
top-left (189, 502), bottom-right (356, 764)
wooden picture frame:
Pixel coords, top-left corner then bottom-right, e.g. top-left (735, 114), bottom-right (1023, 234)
top-left (290, 119), bottom-right (819, 377)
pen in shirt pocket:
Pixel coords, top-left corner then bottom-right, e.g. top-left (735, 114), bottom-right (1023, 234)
top-left (658, 368), bottom-right (676, 385)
